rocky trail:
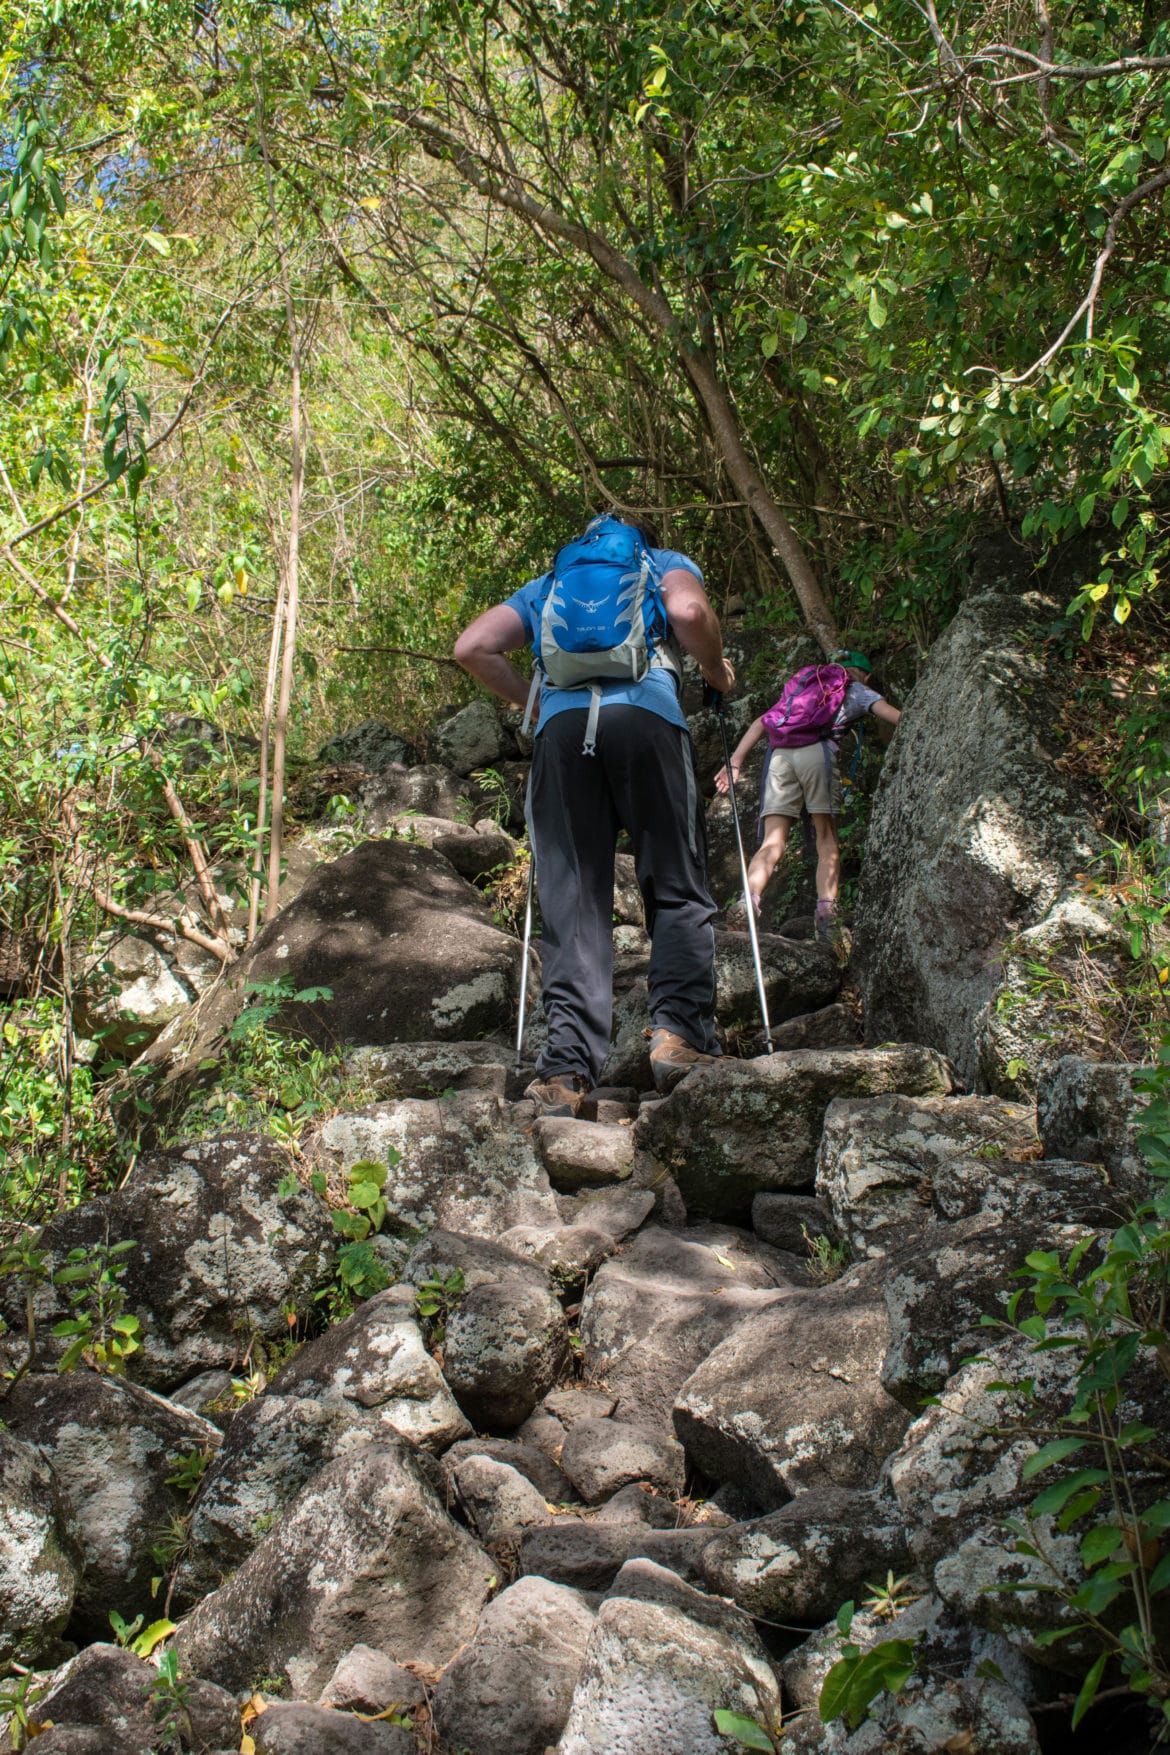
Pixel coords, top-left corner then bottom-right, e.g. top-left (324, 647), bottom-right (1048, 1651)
top-left (0, 562), bottom-right (1160, 1754)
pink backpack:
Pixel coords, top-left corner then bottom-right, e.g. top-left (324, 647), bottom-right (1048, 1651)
top-left (761, 664), bottom-right (849, 748)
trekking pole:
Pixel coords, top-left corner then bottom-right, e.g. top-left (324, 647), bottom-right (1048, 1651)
top-left (706, 686), bottom-right (775, 1055)
top-left (515, 847), bottom-right (536, 1070)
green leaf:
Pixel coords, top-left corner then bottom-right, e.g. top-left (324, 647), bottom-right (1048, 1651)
top-left (1021, 1437), bottom-right (1085, 1480)
top-left (142, 229), bottom-right (171, 256)
top-left (1031, 1469), bottom-right (1110, 1516)
top-left (1080, 1525), bottom-right (1121, 1568)
top-left (348, 1180), bottom-right (382, 1211)
top-left (1148, 1551), bottom-right (1170, 1594)
top-left (761, 332), bottom-right (778, 359)
top-left (867, 287), bottom-right (887, 329)
top-left (1071, 1650), bottom-right (1107, 1729)
top-left (712, 1709), bottom-right (774, 1749)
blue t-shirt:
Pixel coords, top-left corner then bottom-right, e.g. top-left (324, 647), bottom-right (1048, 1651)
top-left (505, 547), bottom-right (701, 734)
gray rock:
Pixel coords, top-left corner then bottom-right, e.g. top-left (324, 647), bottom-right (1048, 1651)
top-left (175, 1441), bottom-right (495, 1697)
top-left (595, 1484), bottom-right (695, 1528)
top-left (847, 1674), bottom-right (1041, 1754)
top-left (2, 1372), bottom-right (218, 1635)
top-left (535, 1118), bottom-right (638, 1189)
top-left (0, 1135), bottom-right (333, 1390)
top-left (673, 1269), bottom-right (911, 1510)
top-left (317, 1090), bottom-right (562, 1241)
top-left (638, 1046), bottom-right (953, 1219)
top-left (602, 978), bottom-right (653, 1089)
top-left (451, 1454), bottom-right (553, 1547)
top-left (544, 1387), bottom-right (621, 1427)
top-left (360, 762), bottom-right (476, 828)
top-left (317, 720), bottom-right (415, 770)
top-left (700, 1486), bottom-right (910, 1622)
top-left (498, 1185), bottom-right (656, 1283)
top-left (403, 1230), bottom-right (568, 1429)
top-left (930, 1154), bottom-right (1124, 1232)
top-left (751, 1192), bottom-right (835, 1254)
top-left (381, 812), bottom-right (518, 881)
top-left (613, 852), bottom-right (644, 926)
top-left (815, 1092), bottom-right (1039, 1259)
top-left (932, 1520), bottom-right (1094, 1671)
top-left (79, 925), bottom-right (226, 1056)
top-left (1038, 1053), bottom-right (1150, 1185)
top-left (35, 1643), bottom-right (238, 1754)
top-left (554, 1559), bottom-right (781, 1754)
top-left (169, 1369), bottom-right (234, 1419)
top-left (713, 928), bottom-right (841, 1031)
top-left (0, 1430), bottom-right (78, 1666)
top-left (432, 698), bottom-right (507, 774)
top-left (9, 1732), bottom-right (126, 1755)
top-left (765, 1003), bottom-right (862, 1052)
top-left (433, 1575), bottom-right (596, 1755)
top-left (320, 1644), bottom-right (425, 1712)
top-left (579, 1225), bottom-right (790, 1433)
top-left (853, 586), bottom-right (1105, 1092)
top-left (519, 1521), bottom-right (718, 1592)
top-left (344, 1040), bottom-right (512, 1099)
top-left (266, 1284), bottom-right (470, 1449)
top-left (443, 1436), bottom-right (573, 1503)
top-left (559, 1419), bottom-right (685, 1505)
top-left (252, 1703), bottom-right (414, 1753)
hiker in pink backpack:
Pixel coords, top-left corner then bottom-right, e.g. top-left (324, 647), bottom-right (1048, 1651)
top-left (714, 651), bottom-right (900, 943)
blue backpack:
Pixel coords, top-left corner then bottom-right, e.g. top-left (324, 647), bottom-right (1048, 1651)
top-left (522, 516), bottom-right (677, 753)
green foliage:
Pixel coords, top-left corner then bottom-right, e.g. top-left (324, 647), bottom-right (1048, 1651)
top-left (818, 1602), bottom-right (917, 1729)
top-left (801, 1226), bottom-right (850, 1287)
top-left (150, 1649), bottom-right (191, 1753)
top-left (711, 1708), bottom-right (775, 1750)
top-left (415, 1266), bottom-right (465, 1346)
top-left (51, 1238), bottom-right (141, 1373)
top-left (982, 1034), bottom-right (1170, 1720)
top-left (175, 984), bottom-right (349, 1145)
top-left (0, 1002), bottom-right (125, 1227)
top-left (315, 1235), bottom-right (392, 1324)
top-left (164, 1447), bottom-right (213, 1497)
top-left (108, 1609), bottom-right (176, 1658)
top-left (0, 1666), bottom-right (48, 1751)
top-left (333, 1157), bottom-right (392, 1242)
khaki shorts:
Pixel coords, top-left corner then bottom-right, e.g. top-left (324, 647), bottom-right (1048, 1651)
top-left (761, 742), bottom-right (841, 818)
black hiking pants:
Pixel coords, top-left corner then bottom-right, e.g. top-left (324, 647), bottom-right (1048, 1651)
top-left (529, 705), bottom-right (719, 1085)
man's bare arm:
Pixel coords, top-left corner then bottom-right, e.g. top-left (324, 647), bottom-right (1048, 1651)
top-left (453, 605), bottom-right (533, 709)
top-left (660, 568), bottom-right (735, 693)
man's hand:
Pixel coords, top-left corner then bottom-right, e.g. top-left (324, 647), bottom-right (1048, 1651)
top-left (702, 658), bottom-right (736, 696)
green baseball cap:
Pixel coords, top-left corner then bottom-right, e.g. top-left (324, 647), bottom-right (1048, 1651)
top-left (832, 648), bottom-right (873, 673)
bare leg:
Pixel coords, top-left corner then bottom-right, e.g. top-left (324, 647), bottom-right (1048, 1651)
top-left (811, 813), bottom-right (840, 906)
top-left (746, 814), bottom-right (794, 907)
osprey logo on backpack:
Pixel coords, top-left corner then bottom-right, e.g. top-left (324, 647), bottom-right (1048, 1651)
top-left (523, 515), bottom-right (678, 753)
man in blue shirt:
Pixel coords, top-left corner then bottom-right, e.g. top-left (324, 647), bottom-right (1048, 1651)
top-left (454, 515), bottom-right (736, 1114)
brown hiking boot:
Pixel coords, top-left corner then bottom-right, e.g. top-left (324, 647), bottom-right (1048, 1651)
top-left (648, 1028), bottom-right (719, 1095)
top-left (525, 1071), bottom-right (594, 1118)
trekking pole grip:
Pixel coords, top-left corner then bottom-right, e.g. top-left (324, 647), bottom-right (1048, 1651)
top-left (702, 683), bottom-right (724, 713)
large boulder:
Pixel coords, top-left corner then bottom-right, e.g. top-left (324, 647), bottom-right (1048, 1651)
top-left (554, 1559), bottom-right (781, 1755)
top-left (0, 1135), bottom-right (333, 1390)
top-left (378, 812), bottom-right (518, 881)
top-left (315, 1091), bottom-right (562, 1241)
top-left (403, 1230), bottom-right (569, 1429)
top-left (673, 1267), bottom-right (912, 1510)
top-left (853, 581), bottom-right (1104, 1092)
top-left (0, 1430), bottom-right (79, 1665)
top-left (32, 1643), bottom-right (239, 1755)
top-left (432, 698), bottom-right (509, 774)
top-left (432, 1575), bottom-right (597, 1755)
top-left (699, 1486), bottom-right (910, 1623)
top-left (360, 762), bottom-right (478, 828)
top-left (251, 1704), bottom-right (414, 1754)
top-left (2, 1371), bottom-right (219, 1635)
top-left (317, 719), bottom-right (416, 770)
top-left (448, 1453), bottom-right (553, 1549)
top-left (578, 1225), bottom-right (791, 1434)
top-left (636, 1046), bottom-right (953, 1219)
top-left (712, 928), bottom-right (841, 1032)
top-left (175, 1441), bottom-right (495, 1697)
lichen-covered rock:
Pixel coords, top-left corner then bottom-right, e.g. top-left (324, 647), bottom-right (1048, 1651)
top-left (175, 1441), bottom-right (495, 1697)
top-left (559, 1419), bottom-right (685, 1505)
top-left (79, 924), bottom-right (229, 1055)
top-left (579, 1225), bottom-right (790, 1434)
top-left (266, 1284), bottom-right (469, 1449)
top-left (853, 583), bottom-right (1104, 1093)
top-left (174, 1383), bottom-right (458, 1608)
top-left (673, 1268), bottom-right (911, 1510)
top-left (554, 1559), bottom-right (781, 1755)
top-left (0, 1430), bottom-right (79, 1665)
top-left (432, 698), bottom-right (508, 774)
top-left (319, 1645), bottom-right (425, 1714)
top-left (360, 762), bottom-right (477, 828)
top-left (442, 1436), bottom-right (573, 1503)
top-left (2, 1372), bottom-right (219, 1635)
top-left (403, 1230), bottom-right (568, 1429)
top-left (712, 928), bottom-right (841, 1031)
top-left (0, 1135), bottom-right (333, 1390)
top-left (534, 1118), bottom-right (639, 1190)
top-left (34, 1643), bottom-right (239, 1754)
top-left (252, 1703), bottom-right (415, 1754)
top-left (344, 1039), bottom-right (513, 1099)
top-left (637, 1047), bottom-right (952, 1219)
top-left (519, 1521), bottom-right (718, 1593)
top-left (700, 1487), bottom-right (910, 1623)
top-left (317, 718), bottom-right (415, 770)
top-left (316, 1091), bottom-right (562, 1241)
top-left (380, 812), bottom-right (518, 881)
top-left (433, 1575), bottom-right (597, 1755)
top-left (498, 1185), bottom-right (656, 1283)
top-left (814, 1092), bottom-right (1038, 1259)
top-left (1037, 1053), bottom-right (1150, 1186)
top-left (450, 1454), bottom-right (553, 1547)
top-left (765, 1004), bottom-right (862, 1053)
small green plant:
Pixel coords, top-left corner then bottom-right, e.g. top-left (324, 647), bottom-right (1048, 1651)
top-left (0, 1234), bottom-right (48, 1391)
top-left (712, 1707), bottom-right (776, 1749)
top-left (818, 1601), bottom-right (917, 1730)
top-left (333, 1157), bottom-right (392, 1241)
top-left (861, 1570), bottom-right (922, 1623)
top-left (315, 1236), bottom-right (392, 1323)
top-left (469, 765), bottom-right (514, 829)
top-left (52, 1238), bottom-right (141, 1373)
top-left (0, 1666), bottom-right (48, 1750)
top-left (108, 1608), bottom-right (176, 1657)
top-left (415, 1266), bottom-right (464, 1345)
top-left (165, 1447), bottom-right (213, 1497)
top-left (150, 1649), bottom-right (191, 1752)
top-left (801, 1226), bottom-right (849, 1286)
